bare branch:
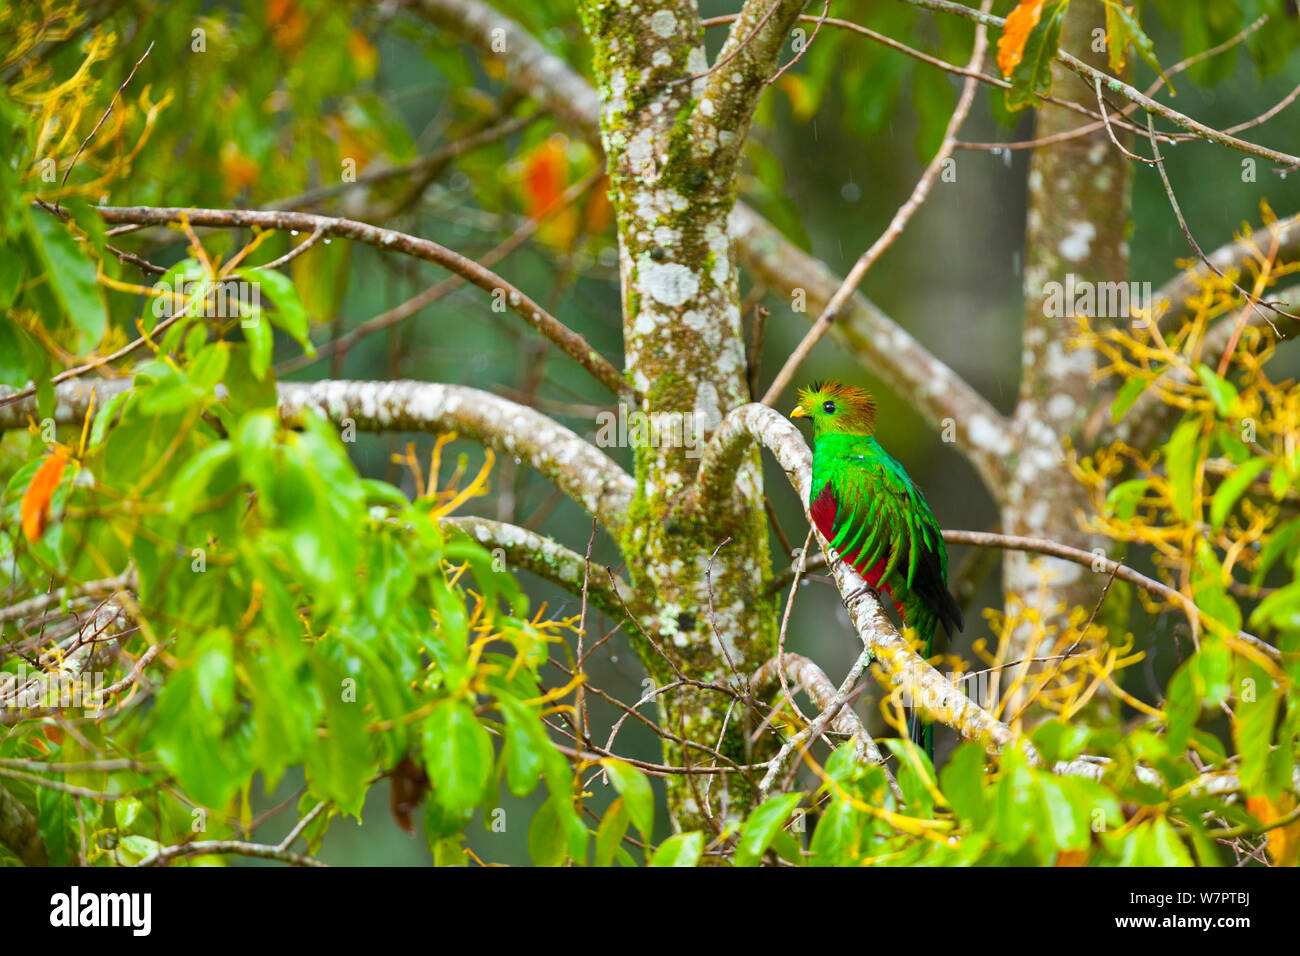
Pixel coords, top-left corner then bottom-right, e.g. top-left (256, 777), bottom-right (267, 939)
top-left (410, 0), bottom-right (1009, 489)
top-left (135, 839), bottom-right (327, 867)
top-left (751, 652), bottom-right (893, 771)
top-left (438, 516), bottom-right (638, 622)
top-left (761, 0), bottom-right (992, 406)
top-left (697, 402), bottom-right (1025, 752)
top-left (87, 204), bottom-right (634, 401)
top-left (903, 0), bottom-right (1300, 169)
top-left (1153, 213), bottom-right (1300, 331)
top-left (0, 380), bottom-right (636, 534)
top-left (689, 0), bottom-right (810, 177)
top-left (729, 206), bottom-right (1013, 490)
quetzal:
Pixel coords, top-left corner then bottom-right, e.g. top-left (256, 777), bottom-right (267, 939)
top-left (790, 381), bottom-right (962, 759)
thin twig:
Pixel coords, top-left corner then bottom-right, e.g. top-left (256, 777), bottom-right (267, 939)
top-left (760, 0), bottom-right (992, 406)
top-left (56, 41), bottom-right (154, 211)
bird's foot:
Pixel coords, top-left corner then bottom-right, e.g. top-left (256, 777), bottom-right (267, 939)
top-left (842, 582), bottom-right (878, 606)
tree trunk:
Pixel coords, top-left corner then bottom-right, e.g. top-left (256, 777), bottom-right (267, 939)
top-left (1004, 5), bottom-right (1133, 714)
top-left (581, 0), bottom-right (796, 829)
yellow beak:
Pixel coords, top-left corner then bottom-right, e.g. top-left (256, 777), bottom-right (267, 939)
top-left (789, 405), bottom-right (807, 419)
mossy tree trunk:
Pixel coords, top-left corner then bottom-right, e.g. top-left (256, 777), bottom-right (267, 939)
top-left (580, 0), bottom-right (806, 828)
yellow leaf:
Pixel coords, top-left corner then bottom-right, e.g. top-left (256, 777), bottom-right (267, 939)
top-left (348, 29), bottom-right (378, 79)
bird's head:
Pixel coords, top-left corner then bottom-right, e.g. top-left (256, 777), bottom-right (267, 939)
top-left (790, 380), bottom-right (877, 437)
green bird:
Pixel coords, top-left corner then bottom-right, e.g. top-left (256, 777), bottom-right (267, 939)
top-left (790, 381), bottom-right (962, 758)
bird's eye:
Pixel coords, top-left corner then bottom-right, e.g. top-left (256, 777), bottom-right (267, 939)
top-left (822, 401), bottom-right (836, 414)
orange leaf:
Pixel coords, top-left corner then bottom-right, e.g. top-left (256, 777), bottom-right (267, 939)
top-left (1054, 848), bottom-right (1088, 866)
top-left (348, 29), bottom-right (378, 79)
top-left (522, 137), bottom-right (568, 220)
top-left (267, 0), bottom-right (307, 55)
top-left (20, 447), bottom-right (69, 543)
top-left (997, 0), bottom-right (1047, 78)
top-left (522, 137), bottom-right (579, 248)
top-left (1248, 794), bottom-right (1300, 867)
top-left (220, 142), bottom-right (261, 198)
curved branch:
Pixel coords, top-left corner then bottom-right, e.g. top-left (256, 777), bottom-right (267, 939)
top-left (87, 203), bottom-right (634, 401)
top-left (407, 0), bottom-right (1011, 489)
top-left (751, 652), bottom-right (891, 771)
top-left (0, 380), bottom-right (636, 535)
top-left (700, 403), bottom-right (1025, 753)
top-left (730, 209), bottom-right (1013, 490)
top-left (904, 0), bottom-right (1300, 168)
top-left (438, 516), bottom-right (639, 623)
top-left (760, 0), bottom-right (992, 409)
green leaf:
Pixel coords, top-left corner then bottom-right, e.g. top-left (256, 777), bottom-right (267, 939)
top-left (1005, 0), bottom-right (1070, 111)
top-left (168, 441), bottom-right (235, 525)
top-left (239, 268), bottom-right (314, 353)
top-left (242, 316), bottom-right (274, 380)
top-left (1210, 458), bottom-right (1268, 529)
top-left (115, 796), bottom-right (144, 830)
top-left (1111, 375), bottom-right (1151, 422)
top-left (600, 758), bottom-right (653, 839)
top-left (1102, 0), bottom-right (1134, 73)
top-left (940, 741), bottom-right (988, 826)
top-left (1270, 460), bottom-right (1291, 500)
top-left (423, 699), bottom-right (494, 812)
top-left (1105, 478), bottom-right (1148, 520)
top-left (89, 388), bottom-right (133, 447)
top-left (1165, 664), bottom-right (1198, 753)
top-left (594, 796), bottom-right (630, 867)
top-left (1103, 1), bottom-right (1173, 90)
top-left (1148, 817), bottom-right (1194, 866)
top-left (500, 697), bottom-right (545, 798)
top-left (26, 208), bottom-right (106, 343)
top-left (1195, 364), bottom-right (1238, 416)
top-left (885, 738), bottom-right (936, 818)
top-left (734, 793), bottom-right (800, 867)
top-left (528, 796), bottom-right (586, 867)
top-left (1191, 541), bottom-right (1241, 633)
top-left (307, 661), bottom-right (373, 817)
top-left (149, 630), bottom-right (245, 810)
top-left (648, 831), bottom-right (703, 867)
top-left (1253, 520), bottom-right (1298, 586)
top-left (808, 796), bottom-right (862, 866)
top-left (0, 320), bottom-right (35, 387)
top-left (38, 785), bottom-right (75, 867)
top-left (1030, 719), bottom-right (1089, 765)
top-left (1234, 684), bottom-right (1281, 795)
top-left (994, 748), bottom-right (1036, 852)
top-left (1164, 418), bottom-right (1203, 521)
top-left (115, 835), bottom-right (162, 866)
top-left (1037, 775), bottom-right (1089, 850)
top-left (423, 797), bottom-right (473, 843)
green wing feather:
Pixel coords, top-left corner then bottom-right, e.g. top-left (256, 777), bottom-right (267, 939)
top-left (815, 436), bottom-right (960, 645)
